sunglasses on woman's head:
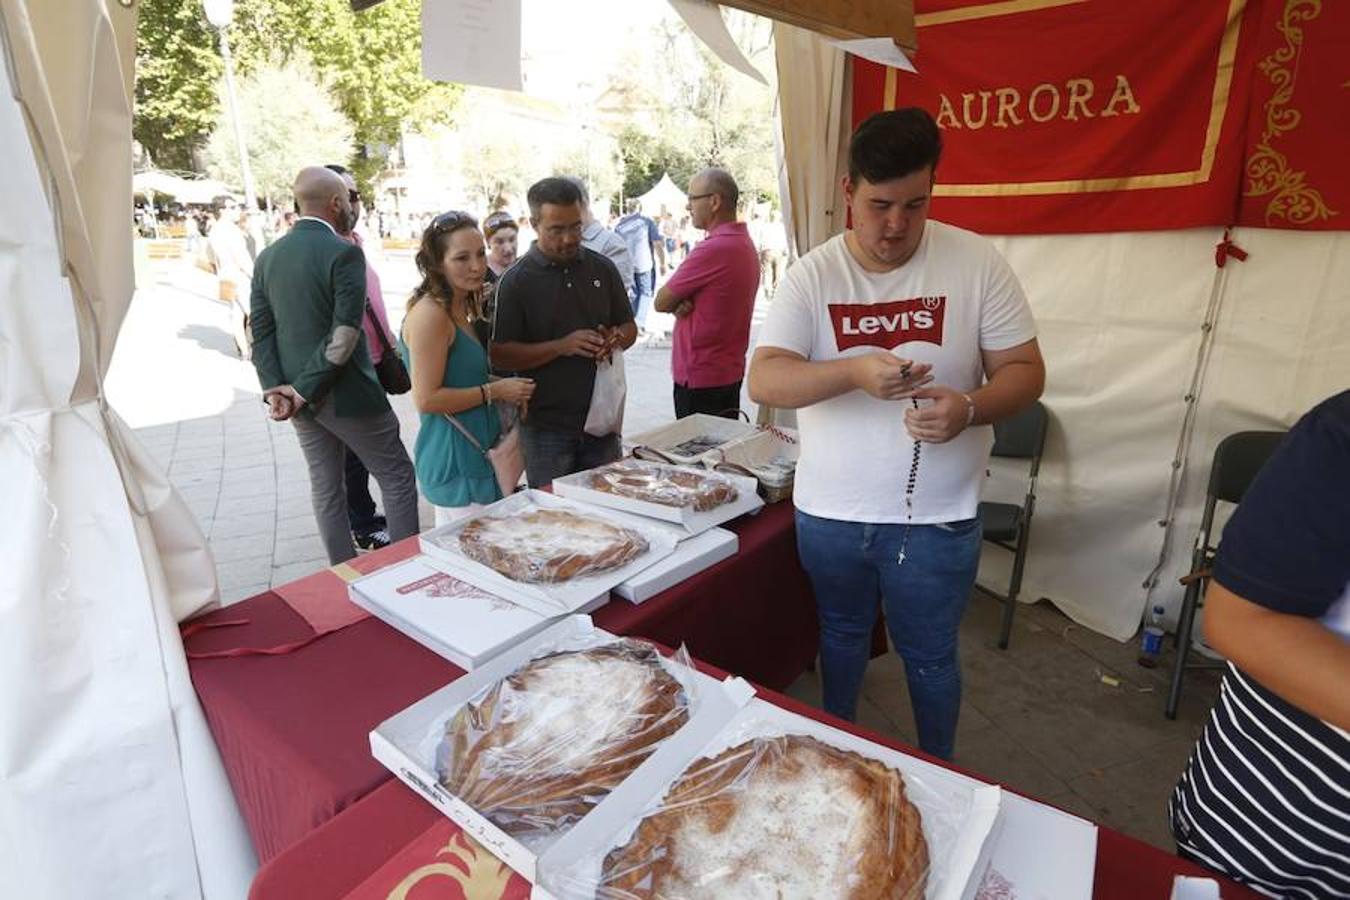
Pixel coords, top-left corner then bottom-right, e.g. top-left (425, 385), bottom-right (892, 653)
top-left (432, 211), bottom-right (475, 232)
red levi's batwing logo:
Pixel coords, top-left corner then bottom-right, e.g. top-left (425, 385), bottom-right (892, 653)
top-left (829, 296), bottom-right (946, 351)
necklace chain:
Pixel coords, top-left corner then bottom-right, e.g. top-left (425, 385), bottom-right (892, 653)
top-left (898, 369), bottom-right (921, 566)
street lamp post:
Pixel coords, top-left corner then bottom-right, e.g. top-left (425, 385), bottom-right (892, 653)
top-left (203, 0), bottom-right (257, 210)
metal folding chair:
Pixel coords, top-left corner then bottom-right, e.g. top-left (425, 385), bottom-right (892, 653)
top-left (1164, 429), bottom-right (1285, 719)
top-left (975, 401), bottom-right (1049, 650)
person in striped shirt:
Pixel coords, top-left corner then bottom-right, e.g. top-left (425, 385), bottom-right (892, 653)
top-left (1169, 390), bottom-right (1350, 899)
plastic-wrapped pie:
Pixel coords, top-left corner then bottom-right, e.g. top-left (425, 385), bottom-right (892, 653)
top-left (438, 641), bottom-right (689, 836)
top-left (587, 460), bottom-right (738, 512)
top-left (600, 734), bottom-right (929, 899)
top-left (458, 508), bottom-right (648, 583)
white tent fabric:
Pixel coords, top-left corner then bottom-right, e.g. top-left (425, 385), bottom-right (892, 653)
top-left (771, 21), bottom-right (849, 258)
top-left (977, 227), bottom-right (1350, 640)
top-left (0, 1), bottom-right (255, 896)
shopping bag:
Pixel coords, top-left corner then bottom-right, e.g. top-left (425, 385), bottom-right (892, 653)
top-left (584, 350), bottom-right (626, 437)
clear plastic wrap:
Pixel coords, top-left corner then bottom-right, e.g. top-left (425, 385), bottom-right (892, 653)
top-left (546, 705), bottom-right (999, 900)
top-left (427, 633), bottom-right (699, 847)
top-left (710, 427), bottom-right (800, 501)
top-left (585, 460), bottom-right (740, 512)
top-left (456, 505), bottom-right (650, 584)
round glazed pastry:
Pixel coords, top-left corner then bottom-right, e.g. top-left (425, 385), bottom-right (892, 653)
top-left (587, 460), bottom-right (738, 512)
top-left (601, 734), bottom-right (929, 899)
top-left (458, 508), bottom-right (648, 582)
top-left (439, 642), bottom-right (689, 835)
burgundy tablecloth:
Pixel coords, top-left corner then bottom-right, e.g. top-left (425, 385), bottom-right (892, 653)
top-left (188, 502), bottom-right (817, 862)
top-left (249, 683), bottom-right (1264, 900)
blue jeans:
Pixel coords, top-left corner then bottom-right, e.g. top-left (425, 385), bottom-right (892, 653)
top-left (632, 268), bottom-right (654, 329)
top-left (519, 424), bottom-right (621, 488)
top-left (795, 510), bottom-right (982, 759)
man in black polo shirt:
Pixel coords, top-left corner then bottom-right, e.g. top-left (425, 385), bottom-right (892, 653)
top-left (491, 177), bottom-right (637, 487)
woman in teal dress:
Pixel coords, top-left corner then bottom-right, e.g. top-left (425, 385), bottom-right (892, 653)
top-left (400, 211), bottom-right (534, 524)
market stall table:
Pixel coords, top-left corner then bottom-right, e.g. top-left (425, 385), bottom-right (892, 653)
top-left (246, 684), bottom-right (1265, 900)
top-left (187, 501), bottom-right (818, 862)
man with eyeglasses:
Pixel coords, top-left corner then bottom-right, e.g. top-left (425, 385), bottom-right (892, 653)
top-left (325, 163), bottom-right (397, 550)
top-left (654, 167), bottom-right (760, 419)
top-left (491, 177), bottom-right (637, 487)
top-left (249, 166), bottom-right (420, 564)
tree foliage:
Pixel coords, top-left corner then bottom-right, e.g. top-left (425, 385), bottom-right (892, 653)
top-left (134, 0), bottom-right (224, 170)
top-left (203, 57), bottom-right (355, 207)
top-left (617, 126), bottom-right (700, 200)
top-left (605, 12), bottom-right (777, 207)
top-left (135, 0), bottom-right (461, 185)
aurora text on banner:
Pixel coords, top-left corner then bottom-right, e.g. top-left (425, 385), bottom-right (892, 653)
top-left (852, 0), bottom-right (1349, 234)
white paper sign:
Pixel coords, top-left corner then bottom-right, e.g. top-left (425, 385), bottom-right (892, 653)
top-left (830, 36), bottom-right (917, 73)
top-left (422, 0), bottom-right (523, 91)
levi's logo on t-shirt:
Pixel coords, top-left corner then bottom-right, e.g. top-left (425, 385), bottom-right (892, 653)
top-left (829, 296), bottom-right (946, 350)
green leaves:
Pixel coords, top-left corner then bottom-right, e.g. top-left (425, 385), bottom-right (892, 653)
top-left (135, 0), bottom-right (461, 184)
top-left (202, 56), bottom-right (355, 205)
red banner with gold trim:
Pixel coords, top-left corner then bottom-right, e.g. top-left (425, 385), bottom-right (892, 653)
top-left (851, 0), bottom-right (1350, 233)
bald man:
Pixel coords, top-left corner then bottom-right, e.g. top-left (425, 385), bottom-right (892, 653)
top-left (654, 167), bottom-right (760, 418)
top-left (249, 166), bottom-right (419, 563)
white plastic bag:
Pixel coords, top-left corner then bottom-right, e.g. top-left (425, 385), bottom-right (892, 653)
top-left (584, 350), bottom-right (626, 437)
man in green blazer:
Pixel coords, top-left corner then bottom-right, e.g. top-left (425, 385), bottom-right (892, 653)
top-left (250, 166), bottom-right (419, 563)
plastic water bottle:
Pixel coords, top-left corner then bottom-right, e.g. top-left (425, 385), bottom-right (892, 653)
top-left (1137, 605), bottom-right (1166, 668)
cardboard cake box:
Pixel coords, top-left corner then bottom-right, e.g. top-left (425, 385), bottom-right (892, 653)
top-left (552, 460), bottom-right (762, 536)
top-left (417, 490), bottom-right (678, 617)
top-left (348, 556), bottom-right (602, 671)
top-left (625, 413), bottom-right (758, 466)
top-left (611, 527), bottom-right (738, 604)
top-left (369, 616), bottom-right (755, 887)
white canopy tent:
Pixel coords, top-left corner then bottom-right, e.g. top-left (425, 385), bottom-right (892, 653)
top-left (635, 172), bottom-right (689, 218)
top-left (1, 1), bottom-right (1346, 898)
top-left (133, 169), bottom-right (237, 204)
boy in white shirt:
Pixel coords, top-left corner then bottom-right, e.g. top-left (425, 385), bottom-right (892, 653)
top-left (749, 108), bottom-right (1045, 759)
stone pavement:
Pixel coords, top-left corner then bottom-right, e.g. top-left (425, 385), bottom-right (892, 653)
top-left (109, 245), bottom-right (1223, 855)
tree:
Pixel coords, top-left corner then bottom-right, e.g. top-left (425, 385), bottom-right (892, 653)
top-left (134, 0), bottom-right (462, 185)
top-left (134, 0), bottom-right (224, 170)
top-left (553, 136), bottom-right (625, 218)
top-left (203, 58), bottom-right (355, 207)
top-left (617, 126), bottom-right (699, 200)
top-left (602, 11), bottom-right (778, 207)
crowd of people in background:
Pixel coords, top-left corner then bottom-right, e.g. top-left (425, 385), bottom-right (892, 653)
top-left (223, 161), bottom-right (779, 553)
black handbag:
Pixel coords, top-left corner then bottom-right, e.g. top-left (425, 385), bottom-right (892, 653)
top-left (365, 301), bottom-right (411, 395)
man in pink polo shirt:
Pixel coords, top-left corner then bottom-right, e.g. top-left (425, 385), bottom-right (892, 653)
top-left (654, 167), bottom-right (761, 418)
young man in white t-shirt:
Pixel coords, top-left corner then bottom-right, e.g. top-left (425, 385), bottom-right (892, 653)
top-left (748, 108), bottom-right (1045, 759)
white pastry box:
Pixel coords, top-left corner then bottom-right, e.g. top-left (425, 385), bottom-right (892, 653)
top-left (611, 527), bottom-right (738, 604)
top-left (552, 461), bottom-right (762, 536)
top-left (348, 556), bottom-right (602, 671)
top-left (369, 616), bottom-right (755, 886)
top-left (417, 490), bottom-right (678, 617)
top-left (960, 792), bottom-right (1097, 900)
top-left (626, 413), bottom-right (757, 465)
top-left (537, 697), bottom-right (1002, 900)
